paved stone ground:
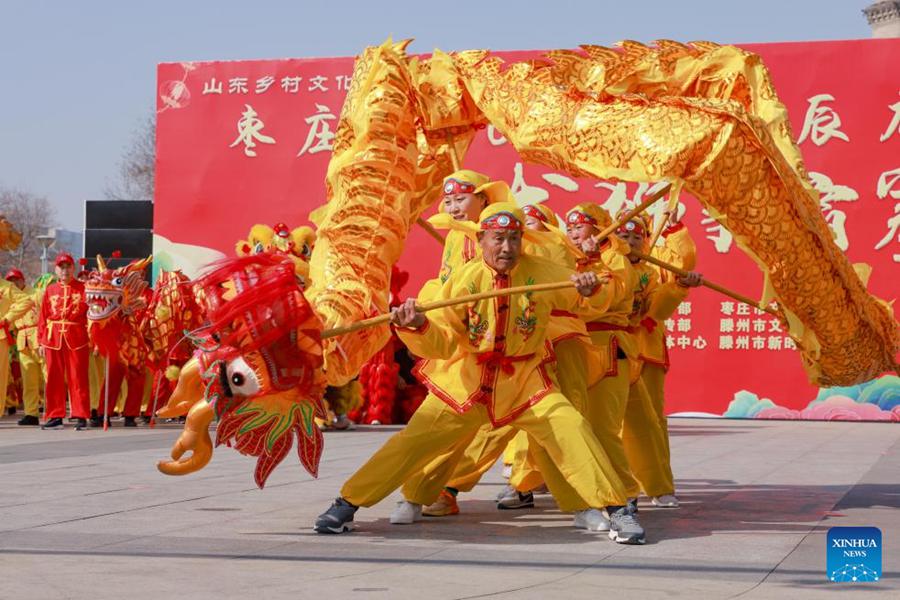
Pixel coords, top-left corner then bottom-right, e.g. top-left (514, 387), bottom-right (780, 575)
top-left (0, 415), bottom-right (897, 599)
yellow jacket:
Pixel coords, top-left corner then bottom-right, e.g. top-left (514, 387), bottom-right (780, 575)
top-left (0, 280), bottom-right (34, 344)
top-left (438, 229), bottom-right (479, 285)
top-left (397, 254), bottom-right (618, 426)
top-left (12, 286), bottom-right (41, 352)
top-left (634, 225), bottom-right (697, 369)
top-left (576, 242), bottom-right (640, 376)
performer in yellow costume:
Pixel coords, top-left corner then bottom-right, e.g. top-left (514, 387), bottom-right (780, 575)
top-left (412, 202), bottom-right (597, 517)
top-left (618, 212), bottom-right (701, 508)
top-left (315, 203), bottom-right (647, 544)
top-left (6, 269), bottom-right (42, 425)
top-left (0, 272), bottom-right (34, 416)
top-left (392, 170), bottom-right (516, 518)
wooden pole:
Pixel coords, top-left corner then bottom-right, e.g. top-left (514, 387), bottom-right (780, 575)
top-left (593, 184), bottom-right (671, 243)
top-left (647, 184), bottom-right (681, 249)
top-left (322, 279), bottom-right (586, 339)
top-left (103, 358), bottom-right (110, 431)
top-left (148, 370), bottom-right (163, 429)
top-left (634, 251), bottom-right (778, 316)
top-left (416, 217), bottom-right (446, 244)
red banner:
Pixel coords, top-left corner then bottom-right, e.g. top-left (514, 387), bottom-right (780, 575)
top-left (155, 39), bottom-right (900, 420)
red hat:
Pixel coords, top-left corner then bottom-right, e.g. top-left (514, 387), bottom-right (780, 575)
top-left (4, 268), bottom-right (24, 281)
top-left (55, 253), bottom-right (74, 267)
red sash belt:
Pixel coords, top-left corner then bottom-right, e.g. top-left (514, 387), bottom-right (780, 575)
top-left (476, 351), bottom-right (535, 375)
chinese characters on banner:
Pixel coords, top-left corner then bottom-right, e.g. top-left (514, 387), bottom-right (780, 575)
top-left (155, 39), bottom-right (900, 417)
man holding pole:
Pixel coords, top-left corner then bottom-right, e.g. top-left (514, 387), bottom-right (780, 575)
top-left (315, 203), bottom-right (648, 544)
top-left (38, 253), bottom-right (90, 430)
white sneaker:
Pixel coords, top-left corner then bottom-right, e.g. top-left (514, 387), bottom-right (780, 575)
top-left (651, 494), bottom-right (680, 508)
top-left (573, 508), bottom-right (610, 532)
top-left (389, 500), bottom-right (423, 524)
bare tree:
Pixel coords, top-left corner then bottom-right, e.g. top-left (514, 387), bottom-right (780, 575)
top-left (0, 186), bottom-right (58, 280)
top-left (104, 112), bottom-right (156, 200)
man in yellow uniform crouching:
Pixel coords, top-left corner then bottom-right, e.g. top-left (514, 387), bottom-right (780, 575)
top-left (314, 202), bottom-right (648, 544)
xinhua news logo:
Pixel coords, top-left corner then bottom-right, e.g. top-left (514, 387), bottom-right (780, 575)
top-left (827, 527), bottom-right (881, 583)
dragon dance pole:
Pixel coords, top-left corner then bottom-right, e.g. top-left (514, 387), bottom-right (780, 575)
top-left (148, 370), bottom-right (163, 429)
top-left (103, 358), bottom-right (110, 431)
top-left (323, 279), bottom-right (583, 339)
top-left (634, 251), bottom-right (779, 316)
top-left (647, 182), bottom-right (682, 250)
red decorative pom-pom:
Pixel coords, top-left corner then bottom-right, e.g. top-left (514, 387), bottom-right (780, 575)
top-left (78, 257), bottom-right (88, 266)
top-left (111, 250), bottom-right (122, 258)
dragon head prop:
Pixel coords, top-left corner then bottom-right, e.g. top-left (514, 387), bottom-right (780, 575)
top-left (235, 223), bottom-right (317, 288)
top-left (0, 215), bottom-right (22, 251)
top-left (86, 255), bottom-right (152, 322)
top-left (156, 254), bottom-right (327, 488)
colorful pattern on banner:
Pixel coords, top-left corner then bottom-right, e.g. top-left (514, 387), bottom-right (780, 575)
top-left (154, 39), bottom-right (900, 421)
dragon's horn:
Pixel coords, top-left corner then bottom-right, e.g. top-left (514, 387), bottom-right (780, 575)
top-left (131, 255), bottom-right (153, 272)
top-left (96, 254), bottom-right (107, 272)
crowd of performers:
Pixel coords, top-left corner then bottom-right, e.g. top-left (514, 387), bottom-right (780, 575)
top-left (0, 227), bottom-right (397, 432)
top-left (313, 169), bottom-right (704, 546)
top-left (0, 255), bottom-right (154, 429)
top-left (2, 167), bottom-right (703, 546)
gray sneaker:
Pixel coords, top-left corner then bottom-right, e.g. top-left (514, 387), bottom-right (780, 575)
top-left (497, 491), bottom-right (534, 510)
top-left (314, 498), bottom-right (358, 534)
top-left (607, 505), bottom-right (646, 545)
top-left (495, 484), bottom-right (515, 502)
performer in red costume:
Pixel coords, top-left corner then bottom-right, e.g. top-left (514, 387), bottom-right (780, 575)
top-left (38, 253), bottom-right (91, 430)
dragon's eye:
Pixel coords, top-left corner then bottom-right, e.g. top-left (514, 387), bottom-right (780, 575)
top-left (253, 242), bottom-right (265, 254)
top-left (301, 244), bottom-right (311, 258)
top-left (225, 357), bottom-right (260, 396)
top-left (112, 277), bottom-right (124, 286)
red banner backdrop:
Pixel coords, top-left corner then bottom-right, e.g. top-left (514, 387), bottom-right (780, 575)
top-left (155, 39), bottom-right (900, 420)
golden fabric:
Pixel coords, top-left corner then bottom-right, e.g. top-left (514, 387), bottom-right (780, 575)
top-left (311, 39), bottom-right (898, 386)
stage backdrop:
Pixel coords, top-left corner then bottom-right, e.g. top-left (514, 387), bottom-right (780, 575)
top-left (155, 38), bottom-right (900, 421)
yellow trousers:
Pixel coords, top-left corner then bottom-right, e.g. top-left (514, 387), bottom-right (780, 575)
top-left (521, 358), bottom-right (641, 511)
top-left (0, 338), bottom-right (9, 413)
top-left (19, 348), bottom-right (42, 417)
top-left (341, 392), bottom-right (627, 509)
top-left (403, 339), bottom-right (593, 502)
top-left (621, 365), bottom-right (674, 497)
top-left (508, 339), bottom-right (589, 493)
top-left (642, 364), bottom-right (670, 455)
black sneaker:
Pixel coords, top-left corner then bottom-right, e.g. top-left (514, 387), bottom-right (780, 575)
top-left (17, 415), bottom-right (40, 426)
top-left (74, 418), bottom-right (88, 431)
top-left (89, 416), bottom-right (104, 428)
top-left (123, 417), bottom-right (138, 427)
top-left (607, 505), bottom-right (646, 545)
top-left (7, 407), bottom-right (17, 416)
top-left (314, 498), bottom-right (358, 534)
top-left (138, 416), bottom-right (151, 425)
top-left (41, 417), bottom-right (64, 430)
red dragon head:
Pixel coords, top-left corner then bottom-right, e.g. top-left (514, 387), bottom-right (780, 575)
top-left (85, 255), bottom-right (152, 322)
top-left (156, 254), bottom-right (328, 488)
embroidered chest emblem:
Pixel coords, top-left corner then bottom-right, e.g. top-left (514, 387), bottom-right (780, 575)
top-left (514, 277), bottom-right (538, 340)
top-left (465, 281), bottom-right (488, 345)
top-left (632, 272), bottom-right (651, 315)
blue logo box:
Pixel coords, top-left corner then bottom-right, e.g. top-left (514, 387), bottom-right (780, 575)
top-left (827, 526), bottom-right (882, 583)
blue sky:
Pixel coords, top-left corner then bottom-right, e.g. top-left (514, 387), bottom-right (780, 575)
top-left (0, 0), bottom-right (873, 229)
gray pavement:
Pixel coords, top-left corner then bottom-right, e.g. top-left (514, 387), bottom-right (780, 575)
top-left (0, 415), bottom-right (897, 599)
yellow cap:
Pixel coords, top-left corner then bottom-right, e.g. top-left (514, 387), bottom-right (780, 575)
top-left (565, 203), bottom-right (612, 229)
top-left (442, 169), bottom-right (514, 206)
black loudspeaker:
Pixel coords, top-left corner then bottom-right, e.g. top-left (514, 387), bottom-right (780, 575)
top-left (83, 201), bottom-right (153, 271)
